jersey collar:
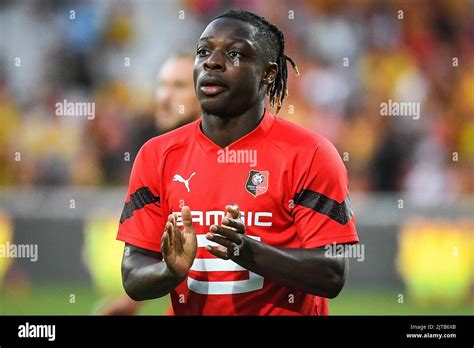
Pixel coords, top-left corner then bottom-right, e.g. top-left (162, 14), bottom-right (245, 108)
top-left (195, 108), bottom-right (275, 154)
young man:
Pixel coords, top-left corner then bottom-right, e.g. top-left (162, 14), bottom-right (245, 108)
top-left (117, 10), bottom-right (358, 315)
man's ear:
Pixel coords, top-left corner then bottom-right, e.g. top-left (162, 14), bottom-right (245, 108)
top-left (262, 62), bottom-right (278, 85)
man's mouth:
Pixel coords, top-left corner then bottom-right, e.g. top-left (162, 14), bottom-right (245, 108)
top-left (199, 75), bottom-right (228, 97)
top-left (200, 84), bottom-right (227, 96)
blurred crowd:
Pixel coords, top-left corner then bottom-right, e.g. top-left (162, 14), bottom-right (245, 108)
top-left (1, 0), bottom-right (473, 203)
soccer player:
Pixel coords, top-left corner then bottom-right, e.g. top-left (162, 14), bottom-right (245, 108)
top-left (117, 10), bottom-right (358, 315)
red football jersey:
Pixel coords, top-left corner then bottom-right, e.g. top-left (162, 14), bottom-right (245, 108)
top-left (117, 109), bottom-right (358, 315)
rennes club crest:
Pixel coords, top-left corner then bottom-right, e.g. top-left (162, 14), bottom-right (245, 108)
top-left (245, 170), bottom-right (269, 197)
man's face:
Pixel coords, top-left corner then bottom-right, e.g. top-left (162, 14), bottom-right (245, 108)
top-left (155, 57), bottom-right (200, 131)
top-left (193, 18), bottom-right (267, 118)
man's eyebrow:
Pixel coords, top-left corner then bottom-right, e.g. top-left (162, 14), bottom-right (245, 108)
top-left (198, 36), bottom-right (254, 47)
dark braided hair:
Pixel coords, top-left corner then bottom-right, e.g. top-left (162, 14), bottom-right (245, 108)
top-left (213, 10), bottom-right (300, 113)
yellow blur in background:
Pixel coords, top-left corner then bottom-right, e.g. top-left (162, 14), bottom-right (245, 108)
top-left (397, 219), bottom-right (473, 307)
top-left (83, 215), bottom-right (124, 296)
top-left (0, 212), bottom-right (14, 286)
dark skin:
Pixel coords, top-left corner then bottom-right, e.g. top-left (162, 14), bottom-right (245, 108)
top-left (122, 18), bottom-right (348, 302)
top-left (122, 208), bottom-right (195, 300)
top-left (206, 205), bottom-right (348, 298)
top-left (193, 17), bottom-right (277, 147)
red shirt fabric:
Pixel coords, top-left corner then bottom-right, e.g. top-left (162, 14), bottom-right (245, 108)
top-left (117, 109), bottom-right (359, 315)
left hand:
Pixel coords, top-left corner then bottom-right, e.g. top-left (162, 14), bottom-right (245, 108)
top-left (205, 204), bottom-right (246, 260)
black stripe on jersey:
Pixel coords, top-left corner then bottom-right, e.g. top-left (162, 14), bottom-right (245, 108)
top-left (120, 187), bottom-right (160, 224)
top-left (294, 189), bottom-right (353, 225)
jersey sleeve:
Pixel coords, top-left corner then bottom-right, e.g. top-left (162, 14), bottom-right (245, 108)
top-left (292, 137), bottom-right (359, 248)
top-left (116, 140), bottom-right (164, 252)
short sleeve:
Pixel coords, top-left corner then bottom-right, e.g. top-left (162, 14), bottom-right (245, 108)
top-left (292, 137), bottom-right (359, 248)
top-left (116, 140), bottom-right (164, 252)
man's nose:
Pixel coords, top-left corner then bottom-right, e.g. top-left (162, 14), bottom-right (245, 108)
top-left (204, 50), bottom-right (225, 71)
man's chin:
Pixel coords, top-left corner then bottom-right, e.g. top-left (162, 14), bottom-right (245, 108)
top-left (199, 100), bottom-right (236, 118)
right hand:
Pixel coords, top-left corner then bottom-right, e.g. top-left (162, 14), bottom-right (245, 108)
top-left (161, 206), bottom-right (197, 278)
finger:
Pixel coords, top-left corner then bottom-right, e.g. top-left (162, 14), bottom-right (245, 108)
top-left (222, 217), bottom-right (244, 233)
top-left (181, 206), bottom-right (195, 234)
top-left (167, 216), bottom-right (175, 249)
top-left (167, 221), bottom-right (176, 249)
top-left (225, 204), bottom-right (241, 220)
top-left (173, 213), bottom-right (185, 248)
top-left (205, 245), bottom-right (229, 260)
top-left (210, 224), bottom-right (241, 243)
top-left (169, 213), bottom-right (176, 229)
top-left (174, 228), bottom-right (184, 254)
top-left (167, 214), bottom-right (174, 229)
top-left (172, 225), bottom-right (184, 253)
top-left (206, 233), bottom-right (234, 249)
top-left (224, 205), bottom-right (234, 219)
top-left (161, 230), bottom-right (170, 256)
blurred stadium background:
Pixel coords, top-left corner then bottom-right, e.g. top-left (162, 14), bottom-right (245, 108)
top-left (0, 0), bottom-right (473, 315)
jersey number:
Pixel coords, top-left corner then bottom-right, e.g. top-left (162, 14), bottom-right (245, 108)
top-left (187, 235), bottom-right (264, 295)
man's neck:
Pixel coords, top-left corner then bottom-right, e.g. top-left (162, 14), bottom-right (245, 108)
top-left (200, 103), bottom-right (265, 148)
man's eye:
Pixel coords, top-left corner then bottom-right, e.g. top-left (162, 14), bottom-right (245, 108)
top-left (228, 51), bottom-right (242, 59)
top-left (197, 48), bottom-right (209, 57)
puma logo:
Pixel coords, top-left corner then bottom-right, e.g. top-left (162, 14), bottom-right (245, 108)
top-left (172, 172), bottom-right (196, 192)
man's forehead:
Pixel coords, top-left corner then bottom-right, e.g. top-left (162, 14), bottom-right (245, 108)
top-left (199, 18), bottom-right (258, 45)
